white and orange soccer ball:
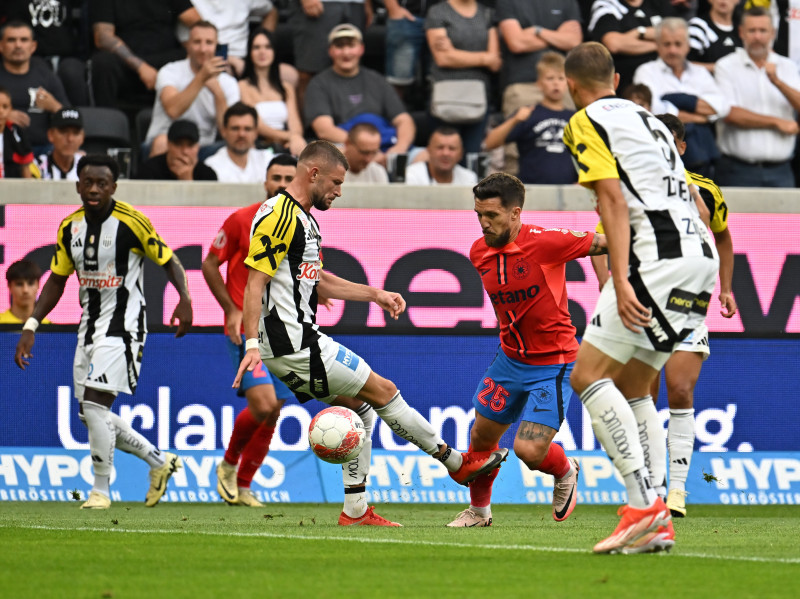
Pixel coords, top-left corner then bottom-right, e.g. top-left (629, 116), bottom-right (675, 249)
top-left (307, 406), bottom-right (366, 464)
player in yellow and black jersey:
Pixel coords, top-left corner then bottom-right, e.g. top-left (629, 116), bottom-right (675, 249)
top-left (590, 113), bottom-right (737, 520)
top-left (14, 154), bottom-right (192, 510)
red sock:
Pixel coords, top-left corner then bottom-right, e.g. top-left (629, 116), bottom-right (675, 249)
top-left (224, 407), bottom-right (261, 466)
top-left (536, 443), bottom-right (571, 479)
top-left (237, 424), bottom-right (275, 488)
top-left (468, 443), bottom-right (499, 508)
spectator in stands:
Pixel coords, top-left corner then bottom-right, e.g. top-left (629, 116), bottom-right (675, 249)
top-left (634, 17), bottom-right (729, 176)
top-left (264, 153), bottom-right (297, 196)
top-left (204, 102), bottom-right (275, 183)
top-left (342, 122), bottom-right (389, 183)
top-left (0, 259), bottom-right (50, 324)
top-left (238, 28), bottom-right (306, 156)
top-left (588, 0), bottom-right (676, 92)
top-left (33, 107), bottom-right (84, 180)
top-left (622, 82), bottom-right (653, 109)
top-left (483, 52), bottom-right (576, 185)
top-left (305, 24), bottom-right (415, 163)
top-left (176, 0), bottom-right (277, 77)
top-left (0, 84), bottom-right (33, 178)
top-left (0, 0), bottom-right (89, 106)
top-left (715, 6), bottom-right (800, 187)
top-left (689, 0), bottom-right (742, 71)
top-left (495, 0), bottom-right (582, 174)
top-left (136, 119), bottom-right (217, 180)
top-left (145, 21), bottom-right (240, 158)
top-left (405, 126), bottom-right (477, 185)
top-left (384, 0), bottom-right (438, 106)
top-left (89, 0), bottom-right (200, 108)
top-left (0, 20), bottom-right (68, 153)
top-left (425, 0), bottom-right (500, 156)
top-left (289, 0), bottom-right (372, 111)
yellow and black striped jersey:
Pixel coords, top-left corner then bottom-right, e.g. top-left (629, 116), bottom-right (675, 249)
top-left (564, 97), bottom-right (714, 264)
top-left (51, 200), bottom-right (173, 346)
top-left (687, 171), bottom-right (728, 234)
top-left (595, 170), bottom-right (729, 236)
top-left (245, 192), bottom-right (322, 358)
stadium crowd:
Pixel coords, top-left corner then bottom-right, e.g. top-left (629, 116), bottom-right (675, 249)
top-left (1, 0), bottom-right (799, 187)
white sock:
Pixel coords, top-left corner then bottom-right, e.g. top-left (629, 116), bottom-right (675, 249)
top-left (343, 487), bottom-right (368, 518)
top-left (82, 401), bottom-right (115, 497)
top-left (343, 403), bottom-right (375, 487)
top-left (579, 379), bottom-right (655, 508)
top-left (668, 408), bottom-right (695, 493)
top-left (375, 392), bottom-right (462, 471)
top-left (629, 396), bottom-right (667, 500)
top-left (470, 505), bottom-right (491, 518)
top-left (108, 412), bottom-right (165, 468)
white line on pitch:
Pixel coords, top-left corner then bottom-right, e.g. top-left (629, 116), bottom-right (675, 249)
top-left (3, 524), bottom-right (799, 565)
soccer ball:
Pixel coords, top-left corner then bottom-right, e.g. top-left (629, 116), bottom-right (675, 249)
top-left (308, 406), bottom-right (366, 464)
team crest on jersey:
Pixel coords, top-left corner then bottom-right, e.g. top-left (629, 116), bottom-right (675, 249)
top-left (86, 247), bottom-right (96, 259)
top-left (512, 258), bottom-right (530, 280)
top-left (102, 234), bottom-right (113, 248)
top-left (212, 229), bottom-right (227, 249)
top-left (569, 230), bottom-right (587, 237)
top-left (532, 387), bottom-right (551, 405)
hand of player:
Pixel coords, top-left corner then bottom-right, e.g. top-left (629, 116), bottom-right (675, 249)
top-left (14, 331), bottom-right (35, 369)
top-left (376, 290), bottom-right (406, 320)
top-left (137, 63), bottom-right (158, 90)
top-left (225, 308), bottom-right (244, 344)
top-left (170, 297), bottom-right (193, 337)
top-left (318, 294), bottom-right (335, 310)
top-left (719, 291), bottom-right (737, 318)
top-left (233, 348), bottom-right (261, 388)
top-left (615, 280), bottom-right (652, 333)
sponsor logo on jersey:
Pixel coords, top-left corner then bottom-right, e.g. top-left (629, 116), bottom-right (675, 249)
top-left (296, 261), bottom-right (321, 281)
top-left (212, 229), bottom-right (227, 249)
top-left (570, 230), bottom-right (588, 237)
top-left (666, 288), bottom-right (695, 314)
top-left (335, 346), bottom-right (361, 372)
top-left (78, 270), bottom-right (123, 289)
top-left (279, 371), bottom-right (305, 391)
top-left (489, 285), bottom-right (539, 306)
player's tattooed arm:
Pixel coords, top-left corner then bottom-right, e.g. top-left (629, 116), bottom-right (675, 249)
top-left (517, 422), bottom-right (555, 442)
top-left (93, 22), bottom-right (144, 72)
top-left (587, 232), bottom-right (608, 256)
top-left (163, 255), bottom-right (193, 337)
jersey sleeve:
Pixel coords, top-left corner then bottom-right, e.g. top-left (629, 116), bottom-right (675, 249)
top-left (563, 110), bottom-right (619, 187)
top-left (533, 228), bottom-right (595, 264)
top-left (123, 206), bottom-right (174, 266)
top-left (50, 216), bottom-right (77, 276)
top-left (690, 173), bottom-right (728, 234)
top-left (244, 199), bottom-right (297, 277)
top-left (209, 209), bottom-right (240, 264)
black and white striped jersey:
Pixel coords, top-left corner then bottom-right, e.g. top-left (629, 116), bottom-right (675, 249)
top-left (50, 200), bottom-right (174, 346)
top-left (563, 97), bottom-right (715, 265)
top-left (688, 15), bottom-right (742, 64)
top-left (244, 192), bottom-right (322, 358)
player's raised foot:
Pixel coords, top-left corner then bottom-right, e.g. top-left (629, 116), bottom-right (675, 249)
top-left (338, 506), bottom-right (402, 527)
top-left (622, 520), bottom-right (675, 554)
top-left (446, 508), bottom-right (492, 528)
top-left (80, 491), bottom-right (111, 510)
top-left (145, 452), bottom-right (182, 507)
top-left (553, 457), bottom-right (580, 522)
top-left (666, 489), bottom-right (688, 518)
top-left (236, 488), bottom-right (264, 507)
top-left (450, 448), bottom-right (509, 487)
top-left (592, 497), bottom-right (671, 554)
top-left (216, 459), bottom-right (239, 505)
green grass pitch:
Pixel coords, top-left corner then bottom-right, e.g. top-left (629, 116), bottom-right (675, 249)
top-left (0, 502), bottom-right (798, 599)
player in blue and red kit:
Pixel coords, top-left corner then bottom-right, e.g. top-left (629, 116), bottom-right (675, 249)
top-left (447, 173), bottom-right (608, 527)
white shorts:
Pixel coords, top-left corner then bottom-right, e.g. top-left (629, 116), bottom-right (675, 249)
top-left (262, 333), bottom-right (372, 404)
top-left (676, 322), bottom-right (710, 360)
top-left (73, 336), bottom-right (145, 400)
top-left (583, 256), bottom-right (717, 370)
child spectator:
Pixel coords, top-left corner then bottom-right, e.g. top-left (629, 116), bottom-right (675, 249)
top-left (483, 52), bottom-right (576, 184)
top-left (1, 259), bottom-right (50, 324)
top-left (0, 85), bottom-right (33, 178)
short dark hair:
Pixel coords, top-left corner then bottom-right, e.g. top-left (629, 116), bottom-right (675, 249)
top-left (473, 173), bottom-right (526, 209)
top-left (190, 20), bottom-right (218, 34)
top-left (77, 154), bottom-right (120, 181)
top-left (622, 83), bottom-right (652, 106)
top-left (430, 125), bottom-right (460, 140)
top-left (742, 6), bottom-right (770, 21)
top-left (298, 140), bottom-right (349, 172)
top-left (0, 85), bottom-right (10, 102)
top-left (268, 153), bottom-right (298, 170)
top-left (223, 101), bottom-right (258, 127)
top-left (565, 42), bottom-right (615, 89)
top-left (655, 113), bottom-right (686, 142)
top-left (6, 259), bottom-right (42, 284)
top-left (1, 20), bottom-right (35, 40)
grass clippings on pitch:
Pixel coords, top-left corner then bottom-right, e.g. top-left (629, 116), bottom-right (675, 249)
top-left (0, 502), bottom-right (797, 599)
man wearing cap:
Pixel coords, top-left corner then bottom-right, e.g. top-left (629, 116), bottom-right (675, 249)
top-left (136, 119), bottom-right (217, 181)
top-left (304, 23), bottom-right (415, 164)
top-left (33, 108), bottom-right (85, 180)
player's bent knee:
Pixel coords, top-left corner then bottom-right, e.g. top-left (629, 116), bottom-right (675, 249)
top-left (666, 384), bottom-right (694, 409)
top-left (356, 372), bottom-right (398, 407)
top-left (513, 440), bottom-right (548, 469)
